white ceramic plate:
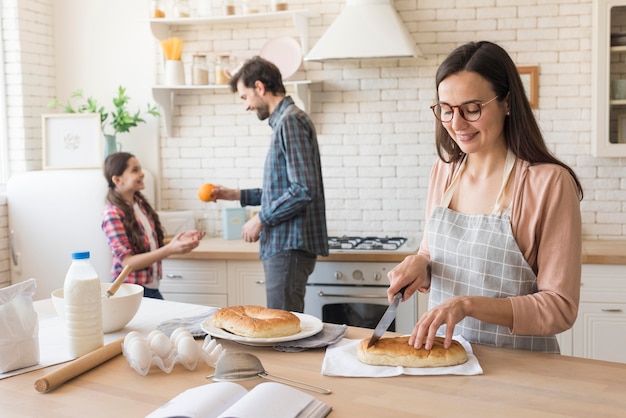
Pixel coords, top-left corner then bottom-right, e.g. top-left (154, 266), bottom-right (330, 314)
top-left (259, 36), bottom-right (303, 80)
top-left (201, 312), bottom-right (323, 346)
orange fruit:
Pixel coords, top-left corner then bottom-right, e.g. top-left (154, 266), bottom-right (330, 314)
top-left (198, 183), bottom-right (216, 202)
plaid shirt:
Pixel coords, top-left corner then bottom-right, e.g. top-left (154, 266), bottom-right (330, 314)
top-left (101, 196), bottom-right (161, 285)
top-left (240, 96), bottom-right (328, 259)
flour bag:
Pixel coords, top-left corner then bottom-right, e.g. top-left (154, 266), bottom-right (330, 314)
top-left (0, 278), bottom-right (39, 373)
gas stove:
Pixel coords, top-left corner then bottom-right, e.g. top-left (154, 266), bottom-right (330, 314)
top-left (328, 236), bottom-right (408, 251)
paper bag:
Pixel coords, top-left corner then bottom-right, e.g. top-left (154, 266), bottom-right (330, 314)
top-left (0, 278), bottom-right (40, 373)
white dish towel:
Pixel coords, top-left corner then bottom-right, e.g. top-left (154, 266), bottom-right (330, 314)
top-left (322, 336), bottom-right (483, 377)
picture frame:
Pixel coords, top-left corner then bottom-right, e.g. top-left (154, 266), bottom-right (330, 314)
top-left (618, 114), bottom-right (626, 143)
top-left (517, 66), bottom-right (539, 109)
top-left (42, 113), bottom-right (102, 169)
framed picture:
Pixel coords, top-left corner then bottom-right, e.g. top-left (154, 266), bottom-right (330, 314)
top-left (517, 66), bottom-right (539, 109)
top-left (618, 114), bottom-right (626, 143)
top-left (42, 113), bottom-right (102, 169)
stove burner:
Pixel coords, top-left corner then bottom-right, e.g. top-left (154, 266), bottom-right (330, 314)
top-left (328, 236), bottom-right (407, 251)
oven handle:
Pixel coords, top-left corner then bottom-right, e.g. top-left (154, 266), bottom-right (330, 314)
top-left (316, 291), bottom-right (386, 299)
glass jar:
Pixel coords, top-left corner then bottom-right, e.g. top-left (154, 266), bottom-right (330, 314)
top-left (172, 0), bottom-right (190, 17)
top-left (192, 54), bottom-right (209, 85)
top-left (270, 0), bottom-right (288, 12)
top-left (242, 0), bottom-right (262, 14)
top-left (214, 55), bottom-right (232, 85)
top-left (223, 0), bottom-right (235, 15)
top-left (196, 0), bottom-right (212, 17)
top-left (150, 0), bottom-right (166, 18)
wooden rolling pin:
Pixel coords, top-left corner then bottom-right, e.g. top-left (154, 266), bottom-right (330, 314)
top-left (34, 337), bottom-right (124, 393)
top-left (105, 264), bottom-right (133, 298)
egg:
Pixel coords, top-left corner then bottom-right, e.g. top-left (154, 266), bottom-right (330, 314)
top-left (149, 332), bottom-right (173, 358)
top-left (177, 336), bottom-right (200, 366)
top-left (123, 331), bottom-right (145, 353)
top-left (146, 329), bottom-right (165, 344)
top-left (170, 327), bottom-right (193, 346)
top-left (127, 338), bottom-right (153, 371)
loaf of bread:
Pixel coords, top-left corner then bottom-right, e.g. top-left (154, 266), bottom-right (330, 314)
top-left (212, 305), bottom-right (301, 338)
top-left (358, 336), bottom-right (468, 368)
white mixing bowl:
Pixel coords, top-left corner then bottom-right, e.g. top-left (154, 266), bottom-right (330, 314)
top-left (51, 283), bottom-right (143, 333)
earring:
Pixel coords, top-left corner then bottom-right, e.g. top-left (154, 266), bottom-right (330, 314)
top-left (506, 112), bottom-right (510, 115)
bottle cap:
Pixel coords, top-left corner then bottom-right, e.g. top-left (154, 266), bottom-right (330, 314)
top-left (71, 251), bottom-right (90, 260)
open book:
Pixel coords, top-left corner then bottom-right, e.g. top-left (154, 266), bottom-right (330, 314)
top-left (146, 381), bottom-right (332, 418)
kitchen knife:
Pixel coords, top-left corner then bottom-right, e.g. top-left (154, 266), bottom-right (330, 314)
top-left (367, 286), bottom-right (407, 348)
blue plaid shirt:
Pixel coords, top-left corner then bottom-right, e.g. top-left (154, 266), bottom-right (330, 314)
top-left (240, 96), bottom-right (328, 259)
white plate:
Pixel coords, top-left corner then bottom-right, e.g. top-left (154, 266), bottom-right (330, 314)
top-left (259, 36), bottom-right (302, 80)
top-left (201, 312), bottom-right (323, 346)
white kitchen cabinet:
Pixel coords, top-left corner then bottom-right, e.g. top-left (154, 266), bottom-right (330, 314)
top-left (160, 259), bottom-right (228, 307)
top-left (227, 260), bottom-right (266, 306)
top-left (592, 1), bottom-right (626, 156)
top-left (149, 10), bottom-right (318, 135)
top-left (570, 264), bottom-right (626, 363)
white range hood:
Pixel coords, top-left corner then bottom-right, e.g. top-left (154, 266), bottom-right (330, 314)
top-left (304, 0), bottom-right (422, 61)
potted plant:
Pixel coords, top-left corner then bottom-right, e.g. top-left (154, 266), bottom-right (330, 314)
top-left (48, 86), bottom-right (160, 156)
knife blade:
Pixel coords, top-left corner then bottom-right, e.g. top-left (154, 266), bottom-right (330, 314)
top-left (367, 286), bottom-right (407, 348)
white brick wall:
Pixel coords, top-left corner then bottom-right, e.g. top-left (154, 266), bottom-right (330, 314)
top-left (1, 0), bottom-right (626, 289)
top-left (156, 0), bottom-right (622, 241)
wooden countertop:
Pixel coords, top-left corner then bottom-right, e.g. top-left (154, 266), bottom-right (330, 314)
top-left (170, 238), bottom-right (626, 265)
top-left (581, 240), bottom-right (626, 264)
top-left (2, 299), bottom-right (625, 417)
top-left (169, 237), bottom-right (418, 263)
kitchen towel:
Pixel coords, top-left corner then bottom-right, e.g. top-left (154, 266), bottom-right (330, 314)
top-left (273, 323), bottom-right (348, 352)
top-left (156, 308), bottom-right (219, 338)
top-left (321, 336), bottom-right (483, 377)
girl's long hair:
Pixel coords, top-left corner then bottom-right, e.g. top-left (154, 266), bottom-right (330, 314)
top-left (103, 152), bottom-right (164, 252)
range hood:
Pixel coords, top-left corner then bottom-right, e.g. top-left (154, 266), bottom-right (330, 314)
top-left (304, 0), bottom-right (422, 61)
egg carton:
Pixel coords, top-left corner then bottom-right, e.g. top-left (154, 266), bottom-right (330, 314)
top-left (122, 328), bottom-right (225, 376)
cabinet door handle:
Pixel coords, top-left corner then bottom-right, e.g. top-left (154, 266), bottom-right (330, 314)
top-left (255, 280), bottom-right (265, 284)
top-left (316, 291), bottom-right (385, 299)
top-left (601, 308), bottom-right (623, 313)
top-left (165, 274), bottom-right (183, 279)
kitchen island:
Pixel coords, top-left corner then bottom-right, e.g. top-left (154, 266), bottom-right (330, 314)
top-left (1, 299), bottom-right (625, 417)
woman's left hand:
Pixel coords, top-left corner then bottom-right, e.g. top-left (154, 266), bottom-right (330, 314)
top-left (409, 296), bottom-right (469, 350)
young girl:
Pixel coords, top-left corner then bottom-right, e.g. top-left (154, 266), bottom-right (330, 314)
top-left (102, 152), bottom-right (203, 299)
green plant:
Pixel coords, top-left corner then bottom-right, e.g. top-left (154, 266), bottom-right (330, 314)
top-left (48, 86), bottom-right (160, 136)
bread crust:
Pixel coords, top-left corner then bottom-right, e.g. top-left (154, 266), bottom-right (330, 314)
top-left (358, 336), bottom-right (468, 368)
top-left (212, 305), bottom-right (301, 338)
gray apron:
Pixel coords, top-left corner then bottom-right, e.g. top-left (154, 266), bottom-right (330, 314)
top-left (428, 149), bottom-right (559, 353)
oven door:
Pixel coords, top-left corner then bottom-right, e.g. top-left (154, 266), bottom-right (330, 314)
top-left (304, 285), bottom-right (417, 333)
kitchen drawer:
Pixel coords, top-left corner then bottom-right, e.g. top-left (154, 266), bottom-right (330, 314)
top-left (564, 264), bottom-right (626, 363)
top-left (161, 292), bottom-right (228, 308)
top-left (161, 259), bottom-right (227, 294)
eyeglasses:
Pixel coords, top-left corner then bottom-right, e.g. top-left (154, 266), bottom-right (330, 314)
top-left (430, 96), bottom-right (499, 123)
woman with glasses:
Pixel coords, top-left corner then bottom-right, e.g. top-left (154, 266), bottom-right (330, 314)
top-left (387, 41), bottom-right (583, 353)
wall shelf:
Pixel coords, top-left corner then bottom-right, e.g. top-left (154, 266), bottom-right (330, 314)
top-left (152, 81), bottom-right (314, 136)
top-left (149, 10), bottom-right (318, 54)
top-left (150, 9), bottom-right (319, 136)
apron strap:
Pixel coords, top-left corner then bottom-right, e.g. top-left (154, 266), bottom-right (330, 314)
top-left (439, 149), bottom-right (517, 216)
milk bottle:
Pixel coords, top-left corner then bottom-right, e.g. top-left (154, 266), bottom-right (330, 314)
top-left (63, 251), bottom-right (103, 358)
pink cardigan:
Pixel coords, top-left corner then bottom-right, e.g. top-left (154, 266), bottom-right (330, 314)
top-left (418, 158), bottom-right (582, 335)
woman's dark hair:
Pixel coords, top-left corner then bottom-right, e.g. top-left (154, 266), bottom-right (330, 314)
top-left (434, 41), bottom-right (583, 199)
top-left (103, 152), bottom-right (164, 252)
top-left (229, 56), bottom-right (286, 95)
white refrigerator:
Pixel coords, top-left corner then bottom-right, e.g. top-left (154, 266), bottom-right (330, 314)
top-left (7, 169), bottom-right (154, 300)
